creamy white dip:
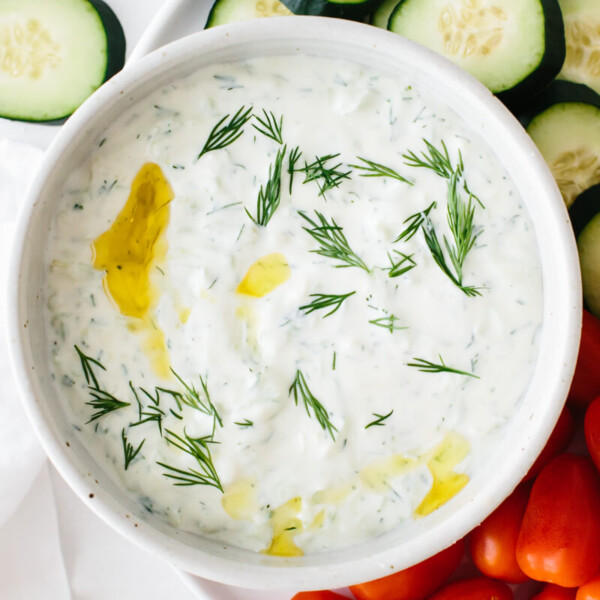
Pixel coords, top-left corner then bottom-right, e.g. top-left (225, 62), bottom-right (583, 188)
top-left (44, 55), bottom-right (543, 554)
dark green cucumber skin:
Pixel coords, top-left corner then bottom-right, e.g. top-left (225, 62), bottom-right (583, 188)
top-left (89, 0), bottom-right (126, 83)
top-left (570, 184), bottom-right (600, 239)
top-left (279, 0), bottom-right (379, 20)
top-left (513, 81), bottom-right (600, 128)
top-left (388, 0), bottom-right (565, 105)
top-left (205, 2), bottom-right (222, 28)
top-left (1, 0), bottom-right (126, 125)
top-left (497, 0), bottom-right (565, 105)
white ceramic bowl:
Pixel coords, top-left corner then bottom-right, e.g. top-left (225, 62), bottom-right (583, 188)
top-left (8, 17), bottom-right (582, 591)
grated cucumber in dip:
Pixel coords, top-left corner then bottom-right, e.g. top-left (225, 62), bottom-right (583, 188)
top-left (43, 55), bottom-right (543, 555)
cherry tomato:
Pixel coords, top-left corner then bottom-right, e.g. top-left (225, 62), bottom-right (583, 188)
top-left (469, 484), bottom-right (529, 582)
top-left (516, 454), bottom-right (600, 587)
top-left (585, 397), bottom-right (600, 472)
top-left (569, 310), bottom-right (600, 410)
top-left (292, 593), bottom-right (348, 600)
top-left (576, 573), bottom-right (600, 600)
top-left (524, 406), bottom-right (575, 481)
top-left (426, 577), bottom-right (513, 600)
top-left (349, 539), bottom-right (464, 600)
top-left (530, 584), bottom-right (577, 600)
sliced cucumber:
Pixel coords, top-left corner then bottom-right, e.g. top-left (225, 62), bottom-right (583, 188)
top-left (279, 0), bottom-right (377, 19)
top-left (527, 101), bottom-right (600, 207)
top-left (571, 183), bottom-right (600, 237)
top-left (515, 80), bottom-right (600, 126)
top-left (558, 0), bottom-right (600, 95)
top-left (206, 0), bottom-right (292, 27)
top-left (371, 0), bottom-right (400, 28)
top-left (576, 185), bottom-right (600, 316)
top-left (0, 0), bottom-right (125, 122)
top-left (387, 0), bottom-right (565, 103)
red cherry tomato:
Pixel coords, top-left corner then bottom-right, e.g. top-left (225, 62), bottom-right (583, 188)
top-left (469, 484), bottom-right (530, 582)
top-left (585, 397), bottom-right (600, 472)
top-left (569, 310), bottom-right (600, 410)
top-left (577, 573), bottom-right (600, 600)
top-left (426, 577), bottom-right (513, 600)
top-left (530, 583), bottom-right (577, 600)
top-left (292, 593), bottom-right (348, 600)
top-left (524, 406), bottom-right (575, 481)
top-left (349, 539), bottom-right (464, 600)
top-left (516, 454), bottom-right (600, 587)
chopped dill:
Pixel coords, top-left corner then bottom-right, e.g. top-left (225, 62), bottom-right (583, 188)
top-left (365, 410), bottom-right (394, 429)
top-left (407, 355), bottom-right (479, 378)
top-left (158, 429), bottom-right (223, 491)
top-left (349, 157), bottom-right (413, 185)
top-left (246, 145), bottom-right (287, 227)
top-left (122, 429), bottom-right (145, 470)
top-left (368, 315), bottom-right (407, 333)
top-left (299, 291), bottom-right (356, 318)
top-left (197, 105), bottom-right (253, 160)
top-left (252, 109), bottom-right (284, 145)
top-left (289, 370), bottom-right (337, 441)
top-left (298, 210), bottom-right (369, 272)
top-left (299, 153), bottom-right (351, 196)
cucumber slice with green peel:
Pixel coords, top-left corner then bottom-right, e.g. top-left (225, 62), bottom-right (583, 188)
top-left (570, 183), bottom-right (600, 238)
top-left (206, 0), bottom-right (292, 27)
top-left (515, 80), bottom-right (600, 126)
top-left (279, 0), bottom-right (378, 19)
top-left (387, 0), bottom-right (565, 103)
top-left (371, 0), bottom-right (400, 28)
top-left (0, 0), bottom-right (125, 123)
top-left (527, 102), bottom-right (600, 207)
top-left (576, 186), bottom-right (600, 317)
top-left (558, 0), bottom-right (600, 96)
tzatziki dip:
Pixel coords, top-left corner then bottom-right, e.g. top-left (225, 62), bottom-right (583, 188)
top-left (44, 54), bottom-right (543, 555)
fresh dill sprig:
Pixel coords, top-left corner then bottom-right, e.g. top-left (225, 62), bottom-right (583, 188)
top-left (385, 251), bottom-right (417, 278)
top-left (130, 386), bottom-right (165, 435)
top-left (365, 410), bottom-right (394, 429)
top-left (289, 370), bottom-right (337, 441)
top-left (159, 370), bottom-right (223, 429)
top-left (252, 109), bottom-right (283, 145)
top-left (86, 388), bottom-right (130, 423)
top-left (246, 145), bottom-right (286, 226)
top-left (368, 315), bottom-right (407, 333)
top-left (298, 210), bottom-right (370, 272)
top-left (403, 139), bottom-right (453, 178)
top-left (446, 171), bottom-right (480, 279)
top-left (299, 291), bottom-right (356, 318)
top-left (74, 346), bottom-right (130, 423)
top-left (122, 429), bottom-right (145, 470)
top-left (299, 153), bottom-right (351, 196)
top-left (234, 419), bottom-right (253, 428)
top-left (159, 428), bottom-right (223, 491)
top-left (394, 202), bottom-right (436, 243)
top-left (349, 157), bottom-right (413, 185)
top-left (197, 105), bottom-right (253, 160)
top-left (288, 146), bottom-right (302, 194)
top-left (403, 139), bottom-right (483, 207)
top-left (407, 355), bottom-right (479, 378)
top-left (74, 345), bottom-right (105, 390)
top-left (421, 173), bottom-right (482, 297)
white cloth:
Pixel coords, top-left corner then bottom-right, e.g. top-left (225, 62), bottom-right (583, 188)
top-left (0, 140), bottom-right (46, 526)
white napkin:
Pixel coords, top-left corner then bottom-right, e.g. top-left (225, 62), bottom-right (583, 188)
top-left (0, 138), bottom-right (72, 599)
top-left (0, 139), bottom-right (46, 525)
top-left (0, 465), bottom-right (71, 600)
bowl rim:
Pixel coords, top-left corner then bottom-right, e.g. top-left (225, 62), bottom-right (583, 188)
top-left (8, 16), bottom-right (582, 590)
